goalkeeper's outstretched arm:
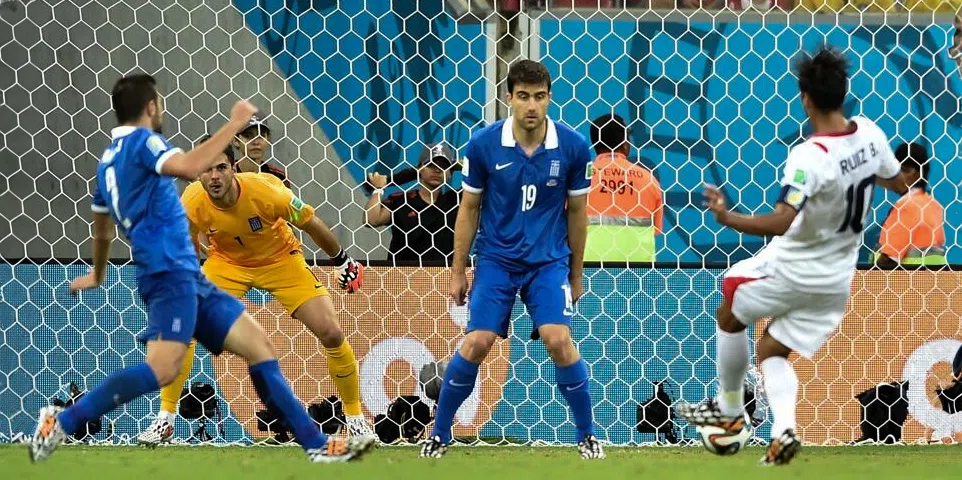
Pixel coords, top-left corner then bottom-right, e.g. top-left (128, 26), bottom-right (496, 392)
top-left (299, 216), bottom-right (364, 293)
top-left (299, 216), bottom-right (343, 259)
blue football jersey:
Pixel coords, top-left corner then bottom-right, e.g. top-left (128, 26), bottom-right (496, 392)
top-left (91, 126), bottom-right (198, 278)
top-left (462, 118), bottom-right (593, 271)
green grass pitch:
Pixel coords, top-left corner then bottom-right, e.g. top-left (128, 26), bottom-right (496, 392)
top-left (2, 444), bottom-right (959, 480)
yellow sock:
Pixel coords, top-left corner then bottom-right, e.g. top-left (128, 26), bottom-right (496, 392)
top-left (159, 339), bottom-right (197, 414)
top-left (325, 340), bottom-right (362, 416)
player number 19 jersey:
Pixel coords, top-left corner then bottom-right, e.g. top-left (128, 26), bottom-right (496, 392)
top-left (461, 118), bottom-right (593, 271)
top-left (764, 116), bottom-right (901, 293)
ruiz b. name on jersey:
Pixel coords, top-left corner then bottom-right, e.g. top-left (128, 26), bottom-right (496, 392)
top-left (838, 143), bottom-right (877, 175)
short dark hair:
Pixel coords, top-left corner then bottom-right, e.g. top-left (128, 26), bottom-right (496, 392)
top-left (112, 74), bottom-right (159, 124)
top-left (796, 45), bottom-right (849, 112)
top-left (196, 134), bottom-right (236, 166)
top-left (506, 60), bottom-right (551, 94)
top-left (895, 141), bottom-right (930, 188)
top-left (590, 114), bottom-right (629, 155)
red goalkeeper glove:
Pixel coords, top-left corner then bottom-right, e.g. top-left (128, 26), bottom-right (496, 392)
top-left (333, 249), bottom-right (363, 293)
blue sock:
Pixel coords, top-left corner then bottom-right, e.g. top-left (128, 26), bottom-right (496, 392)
top-left (59, 363), bottom-right (159, 435)
top-left (431, 352), bottom-right (479, 444)
top-left (556, 358), bottom-right (595, 442)
top-left (249, 359), bottom-right (325, 450)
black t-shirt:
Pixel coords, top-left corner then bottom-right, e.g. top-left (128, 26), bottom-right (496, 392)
top-left (382, 188), bottom-right (458, 264)
top-left (235, 161), bottom-right (290, 188)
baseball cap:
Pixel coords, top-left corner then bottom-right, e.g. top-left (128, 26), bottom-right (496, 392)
top-left (239, 113), bottom-right (271, 136)
top-left (418, 143), bottom-right (455, 169)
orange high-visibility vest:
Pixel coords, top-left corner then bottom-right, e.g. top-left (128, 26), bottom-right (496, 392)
top-left (877, 188), bottom-right (946, 265)
top-left (585, 152), bottom-right (663, 261)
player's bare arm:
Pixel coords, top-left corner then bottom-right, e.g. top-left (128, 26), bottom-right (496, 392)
top-left (362, 173), bottom-right (391, 227)
top-left (566, 193), bottom-right (588, 303)
top-left (69, 212), bottom-right (116, 294)
top-left (160, 100), bottom-right (257, 179)
top-left (299, 216), bottom-right (344, 258)
top-left (703, 184), bottom-right (797, 237)
top-left (876, 172), bottom-right (909, 195)
top-left (450, 190), bottom-right (481, 305)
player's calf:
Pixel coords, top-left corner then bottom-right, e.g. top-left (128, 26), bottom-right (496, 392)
top-left (426, 335), bottom-right (492, 450)
top-left (539, 324), bottom-right (598, 450)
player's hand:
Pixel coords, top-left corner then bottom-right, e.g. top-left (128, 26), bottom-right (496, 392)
top-left (450, 271), bottom-right (468, 306)
top-left (69, 270), bottom-right (101, 295)
top-left (702, 184), bottom-right (730, 223)
top-left (336, 255), bottom-right (364, 293)
top-left (367, 173), bottom-right (388, 190)
top-left (230, 100), bottom-right (258, 126)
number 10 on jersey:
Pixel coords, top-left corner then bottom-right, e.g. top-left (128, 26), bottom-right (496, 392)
top-left (521, 185), bottom-right (537, 211)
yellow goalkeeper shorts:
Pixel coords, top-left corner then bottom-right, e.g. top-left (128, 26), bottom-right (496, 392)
top-left (202, 253), bottom-right (329, 314)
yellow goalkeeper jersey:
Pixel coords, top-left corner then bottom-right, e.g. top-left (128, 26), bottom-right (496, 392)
top-left (181, 172), bottom-right (315, 267)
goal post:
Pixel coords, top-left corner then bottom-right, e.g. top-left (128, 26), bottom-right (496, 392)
top-left (1, 1), bottom-right (961, 446)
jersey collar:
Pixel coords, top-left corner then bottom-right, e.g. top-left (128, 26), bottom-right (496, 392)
top-left (111, 126), bottom-right (138, 139)
top-left (594, 152), bottom-right (629, 163)
top-left (501, 117), bottom-right (559, 150)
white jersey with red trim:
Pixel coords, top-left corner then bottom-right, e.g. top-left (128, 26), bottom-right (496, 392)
top-left (760, 116), bottom-right (901, 294)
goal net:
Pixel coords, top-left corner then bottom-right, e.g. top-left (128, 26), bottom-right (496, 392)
top-left (1, 0), bottom-right (961, 446)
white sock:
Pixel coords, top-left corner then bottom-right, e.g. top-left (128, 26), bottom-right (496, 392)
top-left (761, 356), bottom-right (798, 438)
top-left (716, 327), bottom-right (749, 416)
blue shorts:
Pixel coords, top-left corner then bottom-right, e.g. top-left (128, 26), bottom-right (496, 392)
top-left (136, 270), bottom-right (245, 355)
top-left (466, 258), bottom-right (574, 339)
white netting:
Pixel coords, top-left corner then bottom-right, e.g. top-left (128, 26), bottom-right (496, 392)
top-left (1, 0), bottom-right (961, 447)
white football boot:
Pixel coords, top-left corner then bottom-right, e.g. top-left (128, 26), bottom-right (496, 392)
top-left (137, 413), bottom-right (174, 448)
top-left (28, 406), bottom-right (66, 463)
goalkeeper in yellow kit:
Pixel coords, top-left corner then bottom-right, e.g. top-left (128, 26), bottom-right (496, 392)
top-left (138, 139), bottom-right (372, 445)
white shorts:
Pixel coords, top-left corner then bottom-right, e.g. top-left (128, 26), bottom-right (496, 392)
top-left (723, 255), bottom-right (849, 359)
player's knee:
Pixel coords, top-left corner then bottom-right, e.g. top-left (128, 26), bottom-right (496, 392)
top-left (147, 355), bottom-right (185, 387)
top-left (246, 330), bottom-right (276, 363)
top-left (716, 303), bottom-right (746, 333)
top-left (459, 331), bottom-right (496, 363)
top-left (756, 332), bottom-right (791, 362)
top-left (293, 297), bottom-right (344, 348)
top-left (223, 314), bottom-right (277, 364)
top-left (541, 328), bottom-right (575, 360)
top-left (144, 341), bottom-right (188, 386)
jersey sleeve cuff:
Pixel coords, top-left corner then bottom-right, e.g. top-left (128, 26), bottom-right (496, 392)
top-left (91, 204), bottom-right (110, 214)
top-left (462, 183), bottom-right (483, 194)
top-left (154, 147), bottom-right (184, 174)
top-left (567, 187), bottom-right (590, 197)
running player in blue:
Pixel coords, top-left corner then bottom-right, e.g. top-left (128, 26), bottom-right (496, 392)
top-left (28, 74), bottom-right (376, 463)
top-left (420, 60), bottom-right (604, 460)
